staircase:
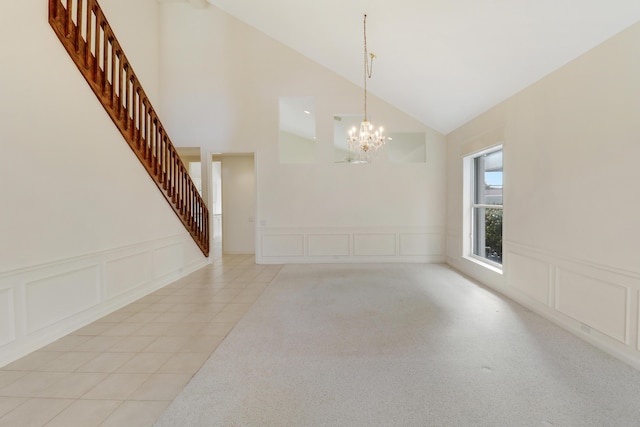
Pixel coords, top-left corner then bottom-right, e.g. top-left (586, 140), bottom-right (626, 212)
top-left (48, 0), bottom-right (209, 257)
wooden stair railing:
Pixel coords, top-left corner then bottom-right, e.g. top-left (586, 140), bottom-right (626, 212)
top-left (48, 0), bottom-right (209, 257)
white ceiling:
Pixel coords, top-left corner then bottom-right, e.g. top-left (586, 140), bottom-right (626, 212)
top-left (203, 0), bottom-right (640, 134)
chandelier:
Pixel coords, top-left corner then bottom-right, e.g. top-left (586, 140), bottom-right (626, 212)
top-left (347, 14), bottom-right (386, 163)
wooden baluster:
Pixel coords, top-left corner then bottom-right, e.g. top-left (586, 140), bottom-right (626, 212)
top-left (118, 58), bottom-right (124, 119)
top-left (167, 146), bottom-right (172, 197)
top-left (188, 184), bottom-right (193, 226)
top-left (85, 1), bottom-right (92, 68)
top-left (102, 22), bottom-right (108, 94)
top-left (93, 8), bottom-right (99, 82)
top-left (170, 149), bottom-right (176, 200)
top-left (66, 0), bottom-right (73, 37)
top-left (110, 38), bottom-right (116, 107)
top-left (50, 0), bottom-right (57, 20)
top-left (163, 134), bottom-right (169, 190)
top-left (75, 0), bottom-right (83, 51)
top-left (133, 86), bottom-right (139, 149)
top-left (147, 104), bottom-right (152, 166)
top-left (155, 121), bottom-right (161, 176)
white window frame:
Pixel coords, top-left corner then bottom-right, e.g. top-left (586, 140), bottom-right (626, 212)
top-left (463, 145), bottom-right (503, 271)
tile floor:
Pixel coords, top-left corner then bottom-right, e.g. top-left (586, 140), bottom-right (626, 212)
top-left (0, 253), bottom-right (282, 427)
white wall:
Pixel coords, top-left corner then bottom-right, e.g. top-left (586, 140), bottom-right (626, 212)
top-left (0, 0), bottom-right (206, 366)
top-left (446, 22), bottom-right (640, 368)
top-left (159, 3), bottom-right (446, 263)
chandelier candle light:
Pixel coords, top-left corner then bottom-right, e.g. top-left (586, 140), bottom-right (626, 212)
top-left (347, 14), bottom-right (386, 163)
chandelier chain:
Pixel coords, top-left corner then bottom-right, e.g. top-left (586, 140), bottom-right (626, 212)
top-left (347, 13), bottom-right (386, 163)
top-left (363, 14), bottom-right (375, 120)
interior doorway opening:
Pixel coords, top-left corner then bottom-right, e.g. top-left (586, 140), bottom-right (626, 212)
top-left (212, 154), bottom-right (256, 257)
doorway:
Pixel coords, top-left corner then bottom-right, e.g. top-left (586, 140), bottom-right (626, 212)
top-left (212, 154), bottom-right (256, 256)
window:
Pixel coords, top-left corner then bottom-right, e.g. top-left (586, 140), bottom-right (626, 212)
top-left (469, 147), bottom-right (503, 266)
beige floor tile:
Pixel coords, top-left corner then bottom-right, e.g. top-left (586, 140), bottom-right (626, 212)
top-left (0, 398), bottom-right (73, 427)
top-left (0, 372), bottom-right (26, 389)
top-left (96, 310), bottom-right (132, 323)
top-left (0, 372), bottom-right (68, 397)
top-left (144, 303), bottom-right (175, 313)
top-left (178, 335), bottom-right (225, 353)
top-left (107, 336), bottom-right (155, 352)
top-left (76, 352), bottom-right (135, 373)
top-left (100, 322), bottom-right (145, 336)
top-left (74, 336), bottom-right (122, 352)
top-left (43, 399), bottom-right (121, 427)
top-left (144, 336), bottom-right (191, 353)
top-left (166, 303), bottom-right (203, 313)
top-left (100, 400), bottom-right (169, 427)
top-left (39, 352), bottom-right (99, 373)
top-left (0, 397), bottom-right (26, 418)
top-left (40, 335), bottom-right (92, 352)
top-left (158, 353), bottom-right (209, 374)
top-left (82, 373), bottom-right (150, 400)
top-left (151, 311), bottom-right (191, 323)
top-left (35, 372), bottom-right (108, 398)
top-left (231, 292), bottom-right (262, 304)
top-left (123, 312), bottom-right (160, 323)
top-left (134, 322), bottom-right (178, 336)
top-left (215, 289), bottom-right (243, 298)
top-left (136, 295), bottom-right (164, 304)
top-left (163, 322), bottom-right (207, 337)
top-left (211, 310), bottom-right (246, 323)
top-left (179, 312), bottom-right (217, 323)
top-left (70, 322), bottom-right (113, 336)
top-left (1, 351), bottom-right (61, 371)
top-left (129, 373), bottom-right (192, 401)
top-left (117, 353), bottom-right (173, 374)
top-left (123, 303), bottom-right (152, 313)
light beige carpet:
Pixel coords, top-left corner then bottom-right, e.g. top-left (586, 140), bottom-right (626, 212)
top-left (155, 264), bottom-right (640, 426)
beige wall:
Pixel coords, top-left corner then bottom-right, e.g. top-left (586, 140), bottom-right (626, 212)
top-left (159, 3), bottom-right (446, 263)
top-left (446, 22), bottom-right (640, 367)
top-left (0, 0), bottom-right (206, 366)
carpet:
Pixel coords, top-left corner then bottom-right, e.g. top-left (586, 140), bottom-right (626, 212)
top-left (155, 263), bottom-right (640, 426)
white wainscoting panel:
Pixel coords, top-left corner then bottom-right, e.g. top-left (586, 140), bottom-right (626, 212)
top-left (105, 252), bottom-right (152, 299)
top-left (0, 288), bottom-right (14, 347)
top-left (0, 234), bottom-right (207, 367)
top-left (400, 233), bottom-right (441, 256)
top-left (555, 268), bottom-right (628, 343)
top-left (353, 234), bottom-right (396, 257)
top-left (153, 243), bottom-right (185, 278)
top-left (25, 266), bottom-right (100, 334)
top-left (258, 227), bottom-right (445, 264)
top-left (508, 252), bottom-right (551, 305)
top-left (457, 241), bottom-right (640, 369)
top-left (262, 234), bottom-right (305, 257)
top-left (308, 234), bottom-right (350, 257)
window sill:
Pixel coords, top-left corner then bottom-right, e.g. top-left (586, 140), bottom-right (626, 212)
top-left (463, 255), bottom-right (504, 275)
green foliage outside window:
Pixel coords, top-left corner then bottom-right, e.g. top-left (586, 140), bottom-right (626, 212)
top-left (485, 208), bottom-right (503, 263)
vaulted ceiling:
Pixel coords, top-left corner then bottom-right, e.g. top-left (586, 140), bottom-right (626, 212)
top-left (186, 0), bottom-right (640, 134)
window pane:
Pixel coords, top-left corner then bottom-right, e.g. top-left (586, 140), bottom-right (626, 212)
top-left (473, 207), bottom-right (503, 264)
top-left (474, 150), bottom-right (503, 205)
